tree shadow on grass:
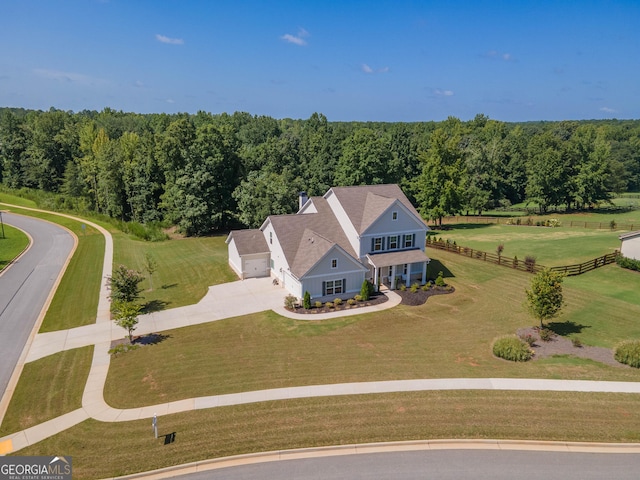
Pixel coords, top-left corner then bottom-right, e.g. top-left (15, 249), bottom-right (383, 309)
top-left (134, 332), bottom-right (171, 346)
top-left (142, 299), bottom-right (171, 313)
top-left (547, 321), bottom-right (591, 337)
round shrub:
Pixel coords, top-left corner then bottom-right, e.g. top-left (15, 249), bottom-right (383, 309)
top-left (492, 335), bottom-right (533, 362)
top-left (614, 340), bottom-right (640, 368)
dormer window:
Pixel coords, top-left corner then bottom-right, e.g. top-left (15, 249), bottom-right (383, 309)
top-left (331, 258), bottom-right (338, 269)
top-left (269, 231), bottom-right (273, 245)
top-left (392, 211), bottom-right (398, 221)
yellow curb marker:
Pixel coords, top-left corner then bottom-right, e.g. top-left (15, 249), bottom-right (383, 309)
top-left (0, 439), bottom-right (12, 455)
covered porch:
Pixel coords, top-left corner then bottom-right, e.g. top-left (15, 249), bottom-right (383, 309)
top-left (366, 249), bottom-right (431, 291)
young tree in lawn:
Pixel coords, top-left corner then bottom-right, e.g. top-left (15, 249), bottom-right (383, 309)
top-left (112, 300), bottom-right (142, 344)
top-left (107, 264), bottom-right (145, 303)
top-left (143, 252), bottom-right (157, 291)
top-left (525, 269), bottom-right (564, 328)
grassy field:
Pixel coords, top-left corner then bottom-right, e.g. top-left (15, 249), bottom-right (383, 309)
top-left (18, 390), bottom-right (640, 478)
top-left (0, 224), bottom-right (29, 272)
top-left (102, 250), bottom-right (640, 409)
top-left (429, 224), bottom-right (621, 267)
top-left (112, 232), bottom-right (237, 311)
top-left (0, 346), bottom-right (93, 437)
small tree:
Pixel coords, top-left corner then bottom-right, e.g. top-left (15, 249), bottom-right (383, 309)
top-left (107, 264), bottom-right (145, 303)
top-left (303, 291), bottom-right (311, 309)
top-left (525, 269), bottom-right (564, 328)
top-left (143, 252), bottom-right (158, 291)
top-left (113, 301), bottom-right (142, 344)
top-left (496, 243), bottom-right (504, 258)
top-left (360, 279), bottom-right (372, 301)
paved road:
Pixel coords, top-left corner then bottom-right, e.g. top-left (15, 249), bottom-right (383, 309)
top-left (0, 212), bottom-right (74, 400)
top-left (175, 450), bottom-right (640, 480)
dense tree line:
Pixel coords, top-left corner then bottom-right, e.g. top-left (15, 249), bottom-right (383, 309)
top-left (1, 107), bottom-right (639, 235)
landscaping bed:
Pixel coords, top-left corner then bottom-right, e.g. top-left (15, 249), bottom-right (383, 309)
top-left (517, 326), bottom-right (624, 367)
top-left (285, 292), bottom-right (388, 314)
top-left (395, 285), bottom-right (455, 306)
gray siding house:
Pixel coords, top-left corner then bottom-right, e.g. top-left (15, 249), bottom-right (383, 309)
top-left (226, 184), bottom-right (430, 301)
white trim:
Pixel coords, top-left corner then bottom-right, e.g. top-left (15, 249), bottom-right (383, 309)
top-left (302, 267), bottom-right (368, 281)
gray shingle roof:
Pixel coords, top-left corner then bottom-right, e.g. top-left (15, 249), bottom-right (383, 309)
top-left (227, 229), bottom-right (269, 255)
top-left (327, 184), bottom-right (424, 234)
top-left (266, 196), bottom-right (356, 278)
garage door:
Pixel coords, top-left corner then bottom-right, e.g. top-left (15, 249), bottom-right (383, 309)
top-left (244, 258), bottom-right (268, 278)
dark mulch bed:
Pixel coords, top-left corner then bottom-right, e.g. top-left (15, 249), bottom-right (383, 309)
top-left (395, 286), bottom-right (455, 306)
top-left (516, 327), bottom-right (625, 368)
top-left (286, 293), bottom-right (388, 315)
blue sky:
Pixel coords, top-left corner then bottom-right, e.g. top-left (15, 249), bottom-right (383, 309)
top-left (1, 0), bottom-right (638, 122)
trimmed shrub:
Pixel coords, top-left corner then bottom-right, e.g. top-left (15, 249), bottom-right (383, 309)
top-left (410, 283), bottom-right (419, 293)
top-left (492, 335), bottom-right (533, 362)
top-left (421, 283), bottom-right (430, 291)
top-left (617, 255), bottom-right (640, 272)
top-left (435, 271), bottom-right (446, 287)
top-left (314, 301), bottom-right (322, 309)
top-left (524, 255), bottom-right (537, 272)
top-left (303, 291), bottom-right (311, 310)
top-left (539, 328), bottom-right (554, 342)
top-left (347, 298), bottom-right (356, 306)
top-left (284, 294), bottom-right (297, 309)
top-left (399, 283), bottom-right (407, 291)
top-left (325, 301), bottom-right (334, 309)
top-left (333, 298), bottom-right (343, 306)
top-left (615, 340), bottom-right (640, 368)
top-left (519, 333), bottom-right (535, 346)
top-left (571, 337), bottom-right (583, 348)
top-left (354, 294), bottom-right (363, 302)
top-left (360, 280), bottom-right (373, 301)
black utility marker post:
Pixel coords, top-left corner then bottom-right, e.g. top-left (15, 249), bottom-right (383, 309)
top-left (0, 211), bottom-right (5, 239)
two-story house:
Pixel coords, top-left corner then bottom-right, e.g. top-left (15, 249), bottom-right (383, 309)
top-left (226, 184), bottom-right (430, 300)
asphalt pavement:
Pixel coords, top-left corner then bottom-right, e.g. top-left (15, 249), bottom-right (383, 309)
top-left (0, 212), bottom-right (75, 405)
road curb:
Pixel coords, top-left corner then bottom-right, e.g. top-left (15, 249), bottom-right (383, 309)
top-left (102, 439), bottom-right (640, 479)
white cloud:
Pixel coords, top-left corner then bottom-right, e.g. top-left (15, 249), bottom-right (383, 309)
top-left (361, 64), bottom-right (389, 74)
top-left (433, 88), bottom-right (454, 97)
top-left (361, 63), bottom-right (374, 74)
top-left (281, 27), bottom-right (309, 46)
top-left (33, 68), bottom-right (107, 86)
top-left (600, 106), bottom-right (616, 113)
top-left (166, 98), bottom-right (175, 104)
top-left (156, 34), bottom-right (184, 45)
top-left (483, 50), bottom-right (514, 61)
top-left (134, 80), bottom-right (144, 88)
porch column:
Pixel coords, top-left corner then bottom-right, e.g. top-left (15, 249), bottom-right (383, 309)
top-left (422, 262), bottom-right (427, 284)
top-left (405, 264), bottom-right (411, 287)
top-left (390, 265), bottom-right (396, 290)
top-left (373, 265), bottom-right (379, 292)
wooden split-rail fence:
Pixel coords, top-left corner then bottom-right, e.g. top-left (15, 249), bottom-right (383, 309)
top-left (425, 237), bottom-right (619, 277)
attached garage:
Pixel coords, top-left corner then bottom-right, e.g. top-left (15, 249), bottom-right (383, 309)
top-left (226, 230), bottom-right (270, 279)
top-left (620, 230), bottom-right (640, 261)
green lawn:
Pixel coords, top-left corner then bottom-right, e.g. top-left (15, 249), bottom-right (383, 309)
top-left (0, 224), bottom-right (29, 272)
top-left (112, 232), bottom-right (236, 311)
top-left (0, 346), bottom-right (93, 437)
top-left (430, 224), bottom-right (621, 267)
top-left (103, 251), bottom-right (640, 409)
top-left (18, 391), bottom-right (640, 479)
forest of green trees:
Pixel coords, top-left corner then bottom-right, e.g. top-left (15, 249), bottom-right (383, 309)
top-left (1, 107), bottom-right (639, 235)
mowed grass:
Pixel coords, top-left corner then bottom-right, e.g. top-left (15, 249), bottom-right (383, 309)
top-left (18, 391), bottom-right (640, 478)
top-left (0, 346), bottom-right (93, 437)
top-left (430, 224), bottom-right (620, 266)
top-left (0, 224), bottom-right (30, 271)
top-left (113, 232), bottom-right (236, 310)
top-left (104, 250), bottom-right (640, 409)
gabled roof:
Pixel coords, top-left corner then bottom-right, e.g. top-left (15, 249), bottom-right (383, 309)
top-left (263, 196), bottom-right (357, 278)
top-left (326, 184), bottom-right (425, 234)
top-left (225, 229), bottom-right (269, 255)
top-left (620, 230), bottom-right (640, 241)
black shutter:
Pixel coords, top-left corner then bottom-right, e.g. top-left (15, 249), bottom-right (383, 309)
top-left (322, 281), bottom-right (326, 296)
top-left (412, 234), bottom-right (416, 248)
top-left (343, 278), bottom-right (347, 294)
top-left (371, 238), bottom-right (374, 252)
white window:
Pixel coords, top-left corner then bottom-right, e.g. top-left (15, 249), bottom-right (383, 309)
top-left (392, 211), bottom-right (398, 221)
top-left (331, 258), bottom-right (338, 269)
top-left (388, 235), bottom-right (398, 250)
top-left (325, 279), bottom-right (344, 296)
top-left (403, 234), bottom-right (414, 249)
top-left (373, 237), bottom-right (383, 251)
